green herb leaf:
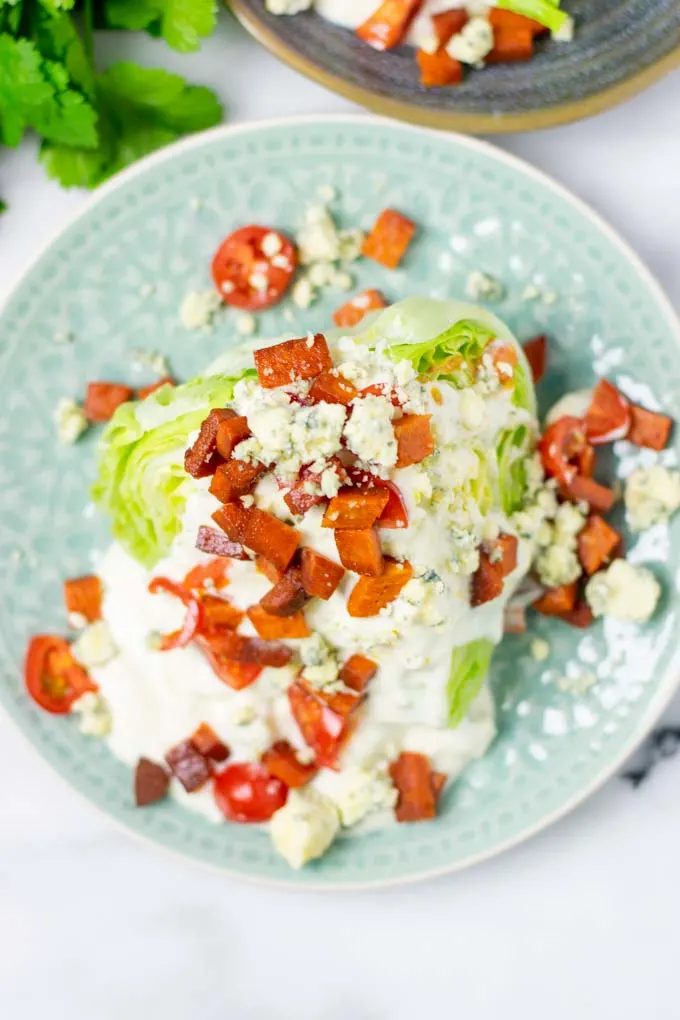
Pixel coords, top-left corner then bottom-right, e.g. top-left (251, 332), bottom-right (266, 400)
top-left (106, 0), bottom-right (217, 52)
top-left (40, 61), bottom-right (223, 188)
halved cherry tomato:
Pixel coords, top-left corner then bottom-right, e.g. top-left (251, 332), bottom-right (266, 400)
top-left (148, 576), bottom-right (203, 651)
top-left (288, 680), bottom-right (362, 769)
top-left (584, 379), bottom-right (631, 445)
top-left (211, 225), bottom-right (298, 311)
top-left (344, 466), bottom-right (408, 529)
top-left (360, 383), bottom-right (404, 407)
top-left (538, 416), bottom-right (594, 485)
top-left (24, 634), bottom-right (97, 714)
top-left (213, 762), bottom-right (288, 822)
top-left (195, 635), bottom-right (263, 690)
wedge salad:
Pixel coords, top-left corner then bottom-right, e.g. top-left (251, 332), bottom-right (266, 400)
top-left (25, 296), bottom-right (678, 869)
top-left (265, 1), bottom-right (575, 90)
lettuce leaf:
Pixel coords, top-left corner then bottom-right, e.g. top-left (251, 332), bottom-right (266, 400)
top-left (388, 318), bottom-right (496, 386)
top-left (447, 639), bottom-right (495, 728)
top-left (496, 0), bottom-right (569, 33)
top-left (92, 371), bottom-right (253, 567)
top-left (496, 423), bottom-right (532, 515)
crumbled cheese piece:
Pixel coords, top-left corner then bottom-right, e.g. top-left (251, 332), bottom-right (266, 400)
top-left (270, 788), bottom-right (340, 869)
top-left (132, 349), bottom-right (169, 376)
top-left (189, 196), bottom-right (203, 211)
top-left (446, 16), bottom-right (494, 65)
top-left (53, 329), bottom-right (73, 344)
top-left (625, 465), bottom-right (680, 531)
top-left (459, 389), bottom-right (487, 431)
top-left (72, 621), bottom-right (118, 668)
top-left (291, 276), bottom-right (316, 309)
top-left (266, 0), bottom-right (312, 12)
top-left (297, 204), bottom-right (342, 264)
top-left (68, 611), bottom-right (88, 630)
top-left (236, 313), bottom-right (257, 336)
top-left (418, 33), bottom-right (440, 55)
top-left (320, 464), bottom-right (343, 498)
top-left (337, 227), bottom-right (365, 263)
top-left (521, 283), bottom-right (541, 302)
top-left (299, 632), bottom-right (338, 686)
top-left (530, 637), bottom-right (551, 662)
top-left (465, 269), bottom-right (505, 302)
top-left (535, 543), bottom-right (581, 588)
top-left (54, 398), bottom-right (89, 444)
top-left (249, 271), bottom-right (268, 294)
top-left (328, 766), bottom-right (397, 827)
top-left (72, 692), bottom-right (112, 737)
top-left (557, 671), bottom-right (596, 694)
top-left (553, 14), bottom-right (574, 41)
top-left (139, 283), bottom-right (156, 298)
top-left (179, 289), bottom-right (221, 331)
top-left (261, 232), bottom-right (283, 257)
top-left (585, 560), bottom-right (661, 623)
top-left (317, 184), bottom-right (337, 202)
top-left (344, 393), bottom-right (397, 475)
top-left (554, 502), bottom-right (587, 542)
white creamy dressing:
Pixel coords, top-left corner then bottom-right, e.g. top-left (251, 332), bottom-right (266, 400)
top-left (91, 325), bottom-right (536, 830)
top-left (315, 0), bottom-right (490, 49)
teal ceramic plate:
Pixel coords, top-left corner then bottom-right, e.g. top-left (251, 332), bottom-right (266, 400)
top-left (1, 116), bottom-right (679, 889)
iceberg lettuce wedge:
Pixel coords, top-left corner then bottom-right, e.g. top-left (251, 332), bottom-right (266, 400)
top-left (447, 639), bottom-right (495, 729)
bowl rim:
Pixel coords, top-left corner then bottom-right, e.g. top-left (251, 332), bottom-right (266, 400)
top-left (229, 0), bottom-right (680, 134)
top-left (3, 113), bottom-right (680, 890)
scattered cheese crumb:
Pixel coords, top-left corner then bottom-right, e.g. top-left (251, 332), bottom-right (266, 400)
top-left (530, 637), bottom-right (551, 662)
top-left (447, 16), bottom-right (494, 65)
top-left (179, 289), bottom-right (221, 331)
top-left (54, 398), bottom-right (89, 444)
top-left (72, 621), bottom-right (118, 669)
top-left (53, 329), bottom-right (73, 345)
top-left (557, 672), bottom-right (596, 694)
top-left (139, 283), bottom-right (156, 298)
top-left (236, 313), bottom-right (257, 337)
top-left (625, 465), bottom-right (680, 531)
top-left (72, 691), bottom-right (112, 736)
top-left (291, 276), bottom-right (316, 309)
top-left (465, 269), bottom-right (505, 302)
top-left (265, 0), bottom-right (312, 13)
top-left (585, 560), bottom-right (661, 623)
top-left (270, 788), bottom-right (340, 869)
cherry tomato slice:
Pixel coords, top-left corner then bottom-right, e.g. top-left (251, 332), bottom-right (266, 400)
top-left (583, 379), bottom-right (631, 445)
top-left (213, 762), bottom-right (288, 822)
top-left (538, 416), bottom-right (594, 485)
top-left (288, 680), bottom-right (361, 770)
top-left (25, 634), bottom-right (97, 714)
top-left (195, 635), bottom-right (263, 690)
top-left (211, 225), bottom-right (298, 311)
top-left (148, 576), bottom-right (203, 651)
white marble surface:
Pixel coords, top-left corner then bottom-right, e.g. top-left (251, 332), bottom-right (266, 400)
top-left (2, 14), bottom-right (680, 1020)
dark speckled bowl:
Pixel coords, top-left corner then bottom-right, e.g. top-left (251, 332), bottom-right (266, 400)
top-left (230, 0), bottom-right (680, 132)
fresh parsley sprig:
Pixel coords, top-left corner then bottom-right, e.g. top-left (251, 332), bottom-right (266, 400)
top-left (0, 0), bottom-right (223, 193)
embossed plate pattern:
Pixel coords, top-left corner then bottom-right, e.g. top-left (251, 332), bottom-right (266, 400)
top-left (1, 117), bottom-right (679, 888)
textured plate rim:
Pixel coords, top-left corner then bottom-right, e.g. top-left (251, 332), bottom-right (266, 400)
top-left (2, 113), bottom-right (680, 891)
top-left (229, 0), bottom-right (680, 134)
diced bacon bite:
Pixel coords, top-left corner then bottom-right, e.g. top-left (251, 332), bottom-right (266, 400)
top-left (134, 758), bottom-right (170, 807)
top-left (584, 379), bottom-right (631, 445)
top-left (332, 290), bottom-right (387, 329)
top-left (215, 415), bottom-right (251, 460)
top-left (165, 739), bottom-right (212, 792)
top-left (64, 574), bottom-right (103, 623)
top-left (356, 0), bottom-right (423, 50)
top-left (262, 741), bottom-right (318, 788)
top-left (254, 334), bottom-right (332, 389)
top-left (184, 408), bottom-right (235, 478)
top-left (339, 654), bottom-right (378, 693)
top-left (389, 752), bottom-right (438, 822)
top-left (209, 459), bottom-right (264, 503)
top-left (309, 369), bottom-right (359, 405)
top-left (246, 605), bottom-right (310, 640)
top-left (432, 7), bottom-right (468, 44)
top-left (200, 594), bottom-right (243, 630)
top-left (394, 414), bottom-right (435, 467)
top-left (300, 548), bottom-right (344, 600)
top-left (522, 335), bottom-right (547, 384)
top-left (560, 601), bottom-right (595, 628)
top-left (213, 505), bottom-right (300, 572)
top-left (84, 382), bottom-right (134, 423)
top-left (494, 533), bottom-right (518, 576)
top-left (137, 376), bottom-right (175, 400)
top-left (362, 208), bottom-right (416, 269)
top-left (190, 723), bottom-right (230, 762)
top-left (259, 566), bottom-right (308, 617)
top-left (195, 525), bottom-right (249, 562)
top-left (486, 25), bottom-right (534, 64)
top-left (470, 543), bottom-right (508, 608)
top-left (627, 404), bottom-right (673, 450)
top-left (346, 557), bottom-right (412, 616)
top-left (322, 488), bottom-right (390, 529)
top-left (532, 582), bottom-right (578, 616)
top-left (199, 627), bottom-right (293, 666)
top-left (335, 528), bottom-right (385, 577)
top-left (288, 680), bottom-right (362, 769)
top-left (284, 479), bottom-right (326, 516)
top-left (562, 475), bottom-right (616, 514)
top-left (430, 771), bottom-right (448, 802)
top-left (577, 515), bottom-right (620, 576)
top-left (417, 48), bottom-right (464, 88)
